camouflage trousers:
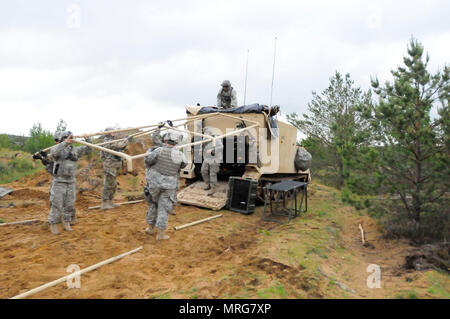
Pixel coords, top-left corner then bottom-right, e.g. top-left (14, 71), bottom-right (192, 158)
top-left (49, 180), bottom-right (76, 224)
top-left (102, 161), bottom-right (120, 201)
top-left (201, 162), bottom-right (220, 186)
top-left (145, 186), bottom-right (176, 230)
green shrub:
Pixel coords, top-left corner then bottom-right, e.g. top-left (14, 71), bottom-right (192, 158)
top-left (0, 134), bottom-right (11, 149)
top-left (24, 123), bottom-right (54, 154)
top-left (0, 157), bottom-right (42, 184)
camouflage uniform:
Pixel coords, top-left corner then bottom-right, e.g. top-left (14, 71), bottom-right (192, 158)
top-left (217, 87), bottom-right (238, 109)
top-left (101, 136), bottom-right (129, 201)
top-left (144, 145), bottom-right (187, 230)
top-left (149, 129), bottom-right (179, 215)
top-left (48, 141), bottom-right (91, 224)
top-left (201, 137), bottom-right (223, 189)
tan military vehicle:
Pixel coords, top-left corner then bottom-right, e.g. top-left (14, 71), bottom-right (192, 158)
top-left (42, 104), bottom-right (311, 212)
top-left (176, 104), bottom-right (311, 210)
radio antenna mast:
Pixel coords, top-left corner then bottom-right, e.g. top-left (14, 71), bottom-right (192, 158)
top-left (243, 49), bottom-right (249, 105)
top-left (269, 36), bottom-right (277, 107)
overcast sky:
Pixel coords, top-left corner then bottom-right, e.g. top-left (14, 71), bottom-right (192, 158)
top-left (1, 0), bottom-right (449, 136)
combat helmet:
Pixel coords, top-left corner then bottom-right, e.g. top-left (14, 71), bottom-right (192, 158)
top-left (53, 131), bottom-right (62, 142)
top-left (59, 131), bottom-right (72, 141)
top-left (163, 130), bottom-right (182, 145)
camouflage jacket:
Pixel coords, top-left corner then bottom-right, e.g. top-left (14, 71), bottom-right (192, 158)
top-left (145, 146), bottom-right (187, 189)
top-left (50, 141), bottom-right (91, 183)
top-left (217, 87), bottom-right (238, 108)
top-left (101, 137), bottom-right (129, 162)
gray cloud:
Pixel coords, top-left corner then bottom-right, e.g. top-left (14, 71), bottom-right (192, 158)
top-left (1, 0), bottom-right (449, 135)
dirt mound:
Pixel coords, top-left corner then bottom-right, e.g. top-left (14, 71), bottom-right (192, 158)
top-left (124, 140), bottom-right (153, 174)
top-left (9, 188), bottom-right (49, 201)
top-left (28, 171), bottom-right (51, 187)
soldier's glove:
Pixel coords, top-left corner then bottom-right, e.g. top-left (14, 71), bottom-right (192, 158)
top-left (158, 122), bottom-right (165, 129)
top-left (32, 153), bottom-right (42, 160)
top-left (166, 120), bottom-right (173, 127)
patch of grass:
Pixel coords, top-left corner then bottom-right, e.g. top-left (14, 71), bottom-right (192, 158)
top-left (317, 211), bottom-right (327, 217)
top-left (395, 289), bottom-right (420, 299)
top-left (131, 176), bottom-right (139, 190)
top-left (324, 225), bottom-right (338, 236)
top-left (0, 219), bottom-right (4, 223)
top-left (306, 247), bottom-right (328, 259)
top-left (181, 287), bottom-right (199, 299)
top-left (0, 152), bottom-right (43, 184)
top-left (257, 282), bottom-right (288, 298)
top-left (426, 271), bottom-right (450, 298)
top-left (149, 292), bottom-right (171, 299)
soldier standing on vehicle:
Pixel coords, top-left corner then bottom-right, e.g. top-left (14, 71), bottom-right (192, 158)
top-left (217, 80), bottom-right (238, 109)
top-left (48, 131), bottom-right (91, 234)
top-left (201, 127), bottom-right (223, 195)
top-left (100, 127), bottom-right (133, 210)
top-left (144, 130), bottom-right (187, 240)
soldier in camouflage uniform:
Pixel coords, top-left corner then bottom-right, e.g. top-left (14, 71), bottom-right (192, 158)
top-left (150, 123), bottom-right (179, 215)
top-left (217, 80), bottom-right (238, 109)
top-left (144, 130), bottom-right (187, 240)
top-left (201, 127), bottom-right (223, 195)
top-left (48, 131), bottom-right (91, 234)
top-left (100, 127), bottom-right (133, 210)
top-left (36, 132), bottom-right (78, 226)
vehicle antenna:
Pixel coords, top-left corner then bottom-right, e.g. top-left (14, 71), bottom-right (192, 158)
top-left (269, 37), bottom-right (277, 108)
top-left (243, 49), bottom-right (249, 105)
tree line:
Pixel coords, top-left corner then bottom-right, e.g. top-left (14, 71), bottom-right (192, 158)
top-left (288, 38), bottom-right (449, 244)
top-left (0, 119), bottom-right (67, 154)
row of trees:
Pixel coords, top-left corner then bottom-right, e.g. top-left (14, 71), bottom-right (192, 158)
top-left (0, 119), bottom-right (67, 154)
top-left (288, 39), bottom-right (449, 243)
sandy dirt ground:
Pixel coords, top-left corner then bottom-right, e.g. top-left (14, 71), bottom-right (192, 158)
top-left (0, 172), bottom-right (448, 299)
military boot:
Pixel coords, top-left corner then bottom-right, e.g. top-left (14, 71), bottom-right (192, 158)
top-left (109, 200), bottom-right (119, 208)
top-left (70, 216), bottom-right (78, 225)
top-left (203, 183), bottom-right (211, 190)
top-left (63, 221), bottom-right (73, 232)
top-left (101, 200), bottom-right (117, 210)
top-left (145, 225), bottom-right (156, 235)
top-left (207, 184), bottom-right (217, 195)
top-left (156, 229), bottom-right (170, 240)
top-left (50, 223), bottom-right (61, 235)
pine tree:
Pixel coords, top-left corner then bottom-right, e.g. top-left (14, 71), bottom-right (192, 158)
top-left (24, 123), bottom-right (54, 154)
top-left (362, 38), bottom-right (449, 242)
top-left (55, 119), bottom-right (67, 133)
top-left (287, 72), bottom-right (373, 188)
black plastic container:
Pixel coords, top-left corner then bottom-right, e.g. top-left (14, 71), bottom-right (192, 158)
top-left (227, 177), bottom-right (258, 214)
